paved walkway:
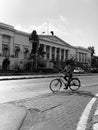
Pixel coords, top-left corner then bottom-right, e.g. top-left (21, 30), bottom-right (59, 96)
top-left (13, 92), bottom-right (79, 130)
top-left (12, 89), bottom-right (98, 130)
top-left (93, 104), bottom-right (98, 130)
top-left (0, 104), bottom-right (27, 130)
top-left (0, 89), bottom-right (98, 130)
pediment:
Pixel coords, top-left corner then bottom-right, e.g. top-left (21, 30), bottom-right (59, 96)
top-left (39, 35), bottom-right (70, 47)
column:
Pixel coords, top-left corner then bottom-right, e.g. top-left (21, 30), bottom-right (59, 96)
top-left (68, 50), bottom-right (70, 59)
top-left (83, 53), bottom-right (84, 63)
top-left (77, 52), bottom-right (79, 62)
top-left (85, 54), bottom-right (87, 63)
top-left (10, 37), bottom-right (14, 56)
top-left (63, 50), bottom-right (65, 61)
top-left (81, 53), bottom-right (82, 62)
top-left (43, 45), bottom-right (46, 59)
top-left (82, 53), bottom-right (83, 63)
top-left (0, 34), bottom-right (2, 54)
top-left (49, 46), bottom-right (52, 60)
top-left (55, 47), bottom-right (57, 60)
top-left (20, 45), bottom-right (23, 59)
top-left (59, 48), bottom-right (61, 61)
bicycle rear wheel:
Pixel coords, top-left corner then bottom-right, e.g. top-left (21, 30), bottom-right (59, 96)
top-left (49, 79), bottom-right (62, 93)
top-left (69, 78), bottom-right (81, 91)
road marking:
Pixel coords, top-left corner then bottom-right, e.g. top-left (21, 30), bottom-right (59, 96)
top-left (76, 93), bottom-right (98, 130)
top-left (93, 104), bottom-right (98, 130)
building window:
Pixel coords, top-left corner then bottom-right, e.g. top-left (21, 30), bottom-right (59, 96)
top-left (15, 47), bottom-right (20, 58)
top-left (2, 35), bottom-right (10, 57)
top-left (2, 44), bottom-right (9, 57)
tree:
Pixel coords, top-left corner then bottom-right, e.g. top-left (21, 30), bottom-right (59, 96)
top-left (88, 46), bottom-right (95, 57)
top-left (2, 57), bottom-right (10, 71)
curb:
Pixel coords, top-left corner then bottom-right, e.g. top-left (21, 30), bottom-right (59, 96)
top-left (0, 73), bottom-right (98, 81)
top-left (0, 74), bottom-right (62, 81)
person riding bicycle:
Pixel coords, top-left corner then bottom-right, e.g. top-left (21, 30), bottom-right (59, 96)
top-left (61, 58), bottom-right (75, 89)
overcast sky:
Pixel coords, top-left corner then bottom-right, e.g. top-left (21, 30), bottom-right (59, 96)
top-left (0, 0), bottom-right (98, 55)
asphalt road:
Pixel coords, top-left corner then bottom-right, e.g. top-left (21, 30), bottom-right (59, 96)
top-left (0, 75), bottom-right (98, 103)
top-left (0, 74), bottom-right (98, 130)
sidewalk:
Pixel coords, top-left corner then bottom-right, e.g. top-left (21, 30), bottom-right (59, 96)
top-left (0, 104), bottom-right (27, 130)
top-left (13, 91), bottom-right (78, 130)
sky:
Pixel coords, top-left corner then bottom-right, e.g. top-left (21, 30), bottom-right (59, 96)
top-left (0, 0), bottom-right (98, 55)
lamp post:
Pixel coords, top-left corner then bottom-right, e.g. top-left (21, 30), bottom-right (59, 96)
top-left (29, 30), bottom-right (39, 72)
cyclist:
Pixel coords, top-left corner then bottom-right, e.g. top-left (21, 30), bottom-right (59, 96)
top-left (61, 58), bottom-right (75, 89)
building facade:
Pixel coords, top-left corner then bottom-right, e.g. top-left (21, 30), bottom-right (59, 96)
top-left (0, 22), bottom-right (91, 70)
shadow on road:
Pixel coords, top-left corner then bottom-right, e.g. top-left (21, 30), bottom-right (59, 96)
top-left (72, 90), bottom-right (98, 98)
top-left (53, 90), bottom-right (98, 99)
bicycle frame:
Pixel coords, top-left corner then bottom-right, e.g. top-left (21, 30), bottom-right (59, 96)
top-left (58, 73), bottom-right (74, 88)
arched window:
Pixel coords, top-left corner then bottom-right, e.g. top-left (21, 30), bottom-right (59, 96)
top-left (2, 44), bottom-right (9, 57)
top-left (15, 47), bottom-right (20, 58)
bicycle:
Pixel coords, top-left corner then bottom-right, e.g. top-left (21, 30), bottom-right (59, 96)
top-left (49, 72), bottom-right (81, 93)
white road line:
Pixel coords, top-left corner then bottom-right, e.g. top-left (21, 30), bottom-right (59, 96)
top-left (76, 93), bottom-right (98, 130)
top-left (93, 104), bottom-right (98, 130)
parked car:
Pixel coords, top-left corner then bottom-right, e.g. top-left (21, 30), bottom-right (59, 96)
top-left (74, 67), bottom-right (85, 73)
top-left (90, 67), bottom-right (98, 73)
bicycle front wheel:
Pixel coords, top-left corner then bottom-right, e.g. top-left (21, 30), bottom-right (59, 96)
top-left (49, 79), bottom-right (62, 93)
top-left (69, 78), bottom-right (81, 91)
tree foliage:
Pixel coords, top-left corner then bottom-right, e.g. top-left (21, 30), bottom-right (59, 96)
top-left (88, 46), bottom-right (95, 56)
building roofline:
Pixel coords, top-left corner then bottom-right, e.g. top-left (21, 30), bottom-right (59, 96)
top-left (15, 29), bottom-right (30, 37)
top-left (39, 35), bottom-right (71, 47)
top-left (0, 22), bottom-right (92, 54)
top-left (0, 22), bottom-right (14, 31)
top-left (72, 45), bottom-right (91, 53)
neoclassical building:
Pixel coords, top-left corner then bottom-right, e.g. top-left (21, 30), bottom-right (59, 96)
top-left (0, 22), bottom-right (91, 70)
